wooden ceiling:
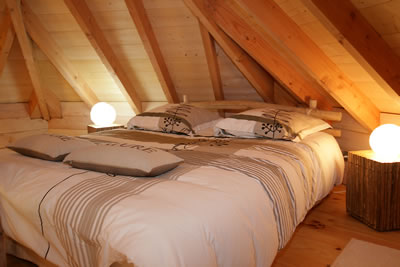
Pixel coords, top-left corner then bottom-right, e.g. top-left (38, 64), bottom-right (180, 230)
top-left (1, 0), bottom-right (400, 132)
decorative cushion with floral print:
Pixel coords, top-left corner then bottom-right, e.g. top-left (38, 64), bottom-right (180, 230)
top-left (127, 104), bottom-right (221, 135)
top-left (214, 108), bottom-right (331, 141)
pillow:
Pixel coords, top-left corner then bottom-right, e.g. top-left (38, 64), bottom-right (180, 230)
top-left (127, 104), bottom-right (221, 135)
top-left (214, 108), bottom-right (331, 141)
top-left (63, 144), bottom-right (184, 177)
top-left (7, 134), bottom-right (95, 161)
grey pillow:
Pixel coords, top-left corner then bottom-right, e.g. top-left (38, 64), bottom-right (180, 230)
top-left (63, 144), bottom-right (184, 177)
top-left (7, 134), bottom-right (95, 161)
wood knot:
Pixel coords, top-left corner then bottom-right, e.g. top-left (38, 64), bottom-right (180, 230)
top-left (304, 219), bottom-right (326, 229)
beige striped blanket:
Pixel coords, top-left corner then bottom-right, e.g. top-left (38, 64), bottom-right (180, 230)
top-left (0, 130), bottom-right (344, 267)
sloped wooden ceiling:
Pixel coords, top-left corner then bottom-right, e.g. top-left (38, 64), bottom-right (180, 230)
top-left (1, 0), bottom-right (400, 133)
top-left (0, 0), bottom-right (269, 108)
top-left (277, 0), bottom-right (400, 115)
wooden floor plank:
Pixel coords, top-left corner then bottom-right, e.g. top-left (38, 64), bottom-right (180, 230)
top-left (273, 185), bottom-right (400, 267)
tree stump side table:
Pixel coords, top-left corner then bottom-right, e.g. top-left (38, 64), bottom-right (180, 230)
top-left (346, 150), bottom-right (400, 231)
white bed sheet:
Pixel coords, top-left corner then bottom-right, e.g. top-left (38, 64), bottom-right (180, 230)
top-left (0, 131), bottom-right (344, 267)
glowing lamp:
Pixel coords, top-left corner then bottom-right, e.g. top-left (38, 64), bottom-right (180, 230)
top-left (369, 124), bottom-right (400, 162)
top-left (90, 102), bottom-right (116, 126)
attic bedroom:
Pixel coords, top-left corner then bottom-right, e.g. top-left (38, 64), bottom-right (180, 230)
top-left (0, 0), bottom-right (400, 266)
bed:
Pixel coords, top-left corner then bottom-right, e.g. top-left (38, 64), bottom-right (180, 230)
top-left (0, 101), bottom-right (344, 267)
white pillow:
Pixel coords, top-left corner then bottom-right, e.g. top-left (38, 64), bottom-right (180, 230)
top-left (215, 108), bottom-right (331, 141)
top-left (64, 144), bottom-right (184, 177)
top-left (127, 104), bottom-right (221, 135)
top-left (7, 134), bottom-right (95, 161)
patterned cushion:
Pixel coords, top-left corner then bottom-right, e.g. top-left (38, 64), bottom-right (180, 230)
top-left (127, 104), bottom-right (221, 135)
top-left (64, 143), bottom-right (184, 177)
top-left (214, 108), bottom-right (331, 141)
top-left (7, 134), bottom-right (95, 161)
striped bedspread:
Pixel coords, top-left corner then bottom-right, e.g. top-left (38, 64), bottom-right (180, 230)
top-left (0, 130), bottom-right (344, 267)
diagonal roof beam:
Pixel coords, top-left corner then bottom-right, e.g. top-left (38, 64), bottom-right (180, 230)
top-left (28, 87), bottom-right (62, 119)
top-left (22, 0), bottom-right (99, 108)
top-left (64, 0), bottom-right (142, 114)
top-left (0, 10), bottom-right (15, 75)
top-left (124, 0), bottom-right (179, 104)
top-left (219, 0), bottom-right (380, 130)
top-left (199, 22), bottom-right (224, 101)
top-left (184, 0), bottom-right (275, 103)
top-left (6, 0), bottom-right (50, 120)
top-left (186, 0), bottom-right (333, 110)
top-left (309, 0), bottom-right (400, 100)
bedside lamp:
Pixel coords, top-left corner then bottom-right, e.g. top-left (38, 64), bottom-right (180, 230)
top-left (369, 124), bottom-right (400, 162)
top-left (90, 102), bottom-right (116, 126)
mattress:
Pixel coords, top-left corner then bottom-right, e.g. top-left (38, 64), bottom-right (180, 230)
top-left (0, 130), bottom-right (344, 267)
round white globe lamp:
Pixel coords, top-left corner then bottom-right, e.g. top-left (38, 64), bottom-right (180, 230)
top-left (369, 124), bottom-right (400, 162)
top-left (90, 102), bottom-right (116, 126)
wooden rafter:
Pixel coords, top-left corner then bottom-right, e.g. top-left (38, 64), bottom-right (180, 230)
top-left (0, 10), bottom-right (15, 75)
top-left (186, 0), bottom-right (333, 110)
top-left (64, 0), bottom-right (142, 114)
top-left (124, 0), bottom-right (179, 104)
top-left (211, 0), bottom-right (380, 130)
top-left (184, 0), bottom-right (275, 103)
top-left (28, 87), bottom-right (62, 119)
top-left (6, 0), bottom-right (52, 120)
top-left (199, 23), bottom-right (224, 101)
top-left (309, 0), bottom-right (400, 99)
top-left (21, 1), bottom-right (99, 108)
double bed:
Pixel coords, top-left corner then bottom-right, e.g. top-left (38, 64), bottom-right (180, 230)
top-left (0, 101), bottom-right (344, 267)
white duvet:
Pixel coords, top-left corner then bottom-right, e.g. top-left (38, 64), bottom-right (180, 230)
top-left (0, 131), bottom-right (344, 267)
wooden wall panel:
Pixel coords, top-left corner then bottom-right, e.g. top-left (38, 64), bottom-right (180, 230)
top-left (35, 56), bottom-right (81, 102)
top-left (0, 103), bottom-right (48, 148)
top-left (146, 4), bottom-right (213, 101)
top-left (24, 0), bottom-right (158, 104)
top-left (332, 108), bottom-right (370, 152)
top-left (85, 0), bottom-right (168, 102)
top-left (47, 101), bottom-right (166, 132)
top-left (380, 113), bottom-right (400, 125)
top-left (0, 41), bottom-right (33, 103)
top-left (215, 44), bottom-right (263, 101)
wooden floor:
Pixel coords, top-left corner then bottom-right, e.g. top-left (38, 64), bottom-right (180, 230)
top-left (6, 185), bottom-right (400, 267)
top-left (272, 185), bottom-right (400, 267)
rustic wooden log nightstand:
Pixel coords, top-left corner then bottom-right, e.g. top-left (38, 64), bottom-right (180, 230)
top-left (346, 150), bottom-right (400, 231)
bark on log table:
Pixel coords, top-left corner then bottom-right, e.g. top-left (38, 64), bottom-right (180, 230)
top-left (346, 150), bottom-right (400, 231)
